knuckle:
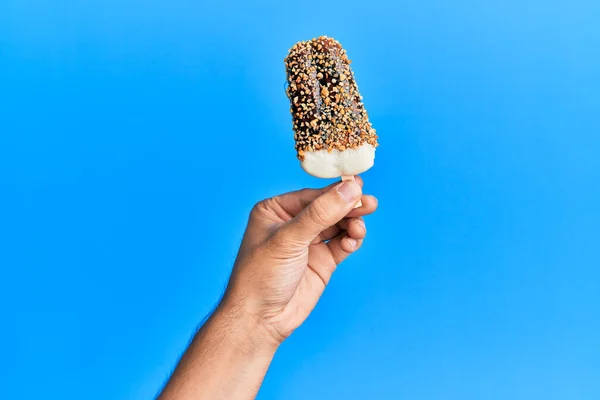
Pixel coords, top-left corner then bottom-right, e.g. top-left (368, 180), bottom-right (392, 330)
top-left (250, 198), bottom-right (274, 218)
top-left (250, 201), bottom-right (264, 216)
top-left (307, 198), bottom-right (331, 227)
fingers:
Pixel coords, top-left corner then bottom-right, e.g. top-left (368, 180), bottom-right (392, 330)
top-left (273, 176), bottom-right (364, 217)
top-left (345, 218), bottom-right (367, 240)
top-left (318, 217), bottom-right (366, 242)
top-left (278, 180), bottom-right (362, 244)
top-left (322, 219), bottom-right (366, 265)
top-left (345, 195), bottom-right (378, 218)
top-left (325, 218), bottom-right (367, 265)
top-left (327, 234), bottom-right (364, 265)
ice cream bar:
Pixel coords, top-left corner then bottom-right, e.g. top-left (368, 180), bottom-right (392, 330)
top-left (285, 36), bottom-right (378, 179)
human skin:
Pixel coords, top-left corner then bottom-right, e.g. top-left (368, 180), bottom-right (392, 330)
top-left (158, 176), bottom-right (378, 399)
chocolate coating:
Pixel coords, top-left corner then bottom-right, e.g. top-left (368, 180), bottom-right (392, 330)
top-left (285, 36), bottom-right (378, 160)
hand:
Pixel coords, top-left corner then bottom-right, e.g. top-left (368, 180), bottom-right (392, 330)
top-left (158, 177), bottom-right (378, 400)
top-left (222, 176), bottom-right (378, 344)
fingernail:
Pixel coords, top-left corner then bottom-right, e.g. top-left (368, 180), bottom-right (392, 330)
top-left (345, 237), bottom-right (357, 249)
top-left (355, 219), bottom-right (366, 231)
top-left (337, 181), bottom-right (361, 203)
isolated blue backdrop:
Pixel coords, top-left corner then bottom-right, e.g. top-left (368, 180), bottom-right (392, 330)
top-left (1, 0), bottom-right (599, 399)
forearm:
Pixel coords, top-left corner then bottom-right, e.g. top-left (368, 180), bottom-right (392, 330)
top-left (158, 302), bottom-right (279, 400)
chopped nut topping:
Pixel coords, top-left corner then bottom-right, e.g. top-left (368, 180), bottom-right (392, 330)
top-left (284, 36), bottom-right (378, 160)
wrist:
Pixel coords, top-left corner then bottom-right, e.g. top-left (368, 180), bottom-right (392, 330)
top-left (160, 295), bottom-right (279, 399)
top-left (214, 297), bottom-right (282, 354)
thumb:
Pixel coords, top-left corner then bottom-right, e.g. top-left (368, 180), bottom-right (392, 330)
top-left (278, 180), bottom-right (362, 244)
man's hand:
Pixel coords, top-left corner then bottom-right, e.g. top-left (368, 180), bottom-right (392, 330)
top-left (224, 176), bottom-right (378, 343)
top-left (158, 177), bottom-right (377, 399)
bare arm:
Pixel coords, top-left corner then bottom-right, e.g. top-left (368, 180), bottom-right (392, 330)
top-left (158, 303), bottom-right (278, 400)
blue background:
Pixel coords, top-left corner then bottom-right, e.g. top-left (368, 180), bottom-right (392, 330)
top-left (1, 0), bottom-right (599, 399)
